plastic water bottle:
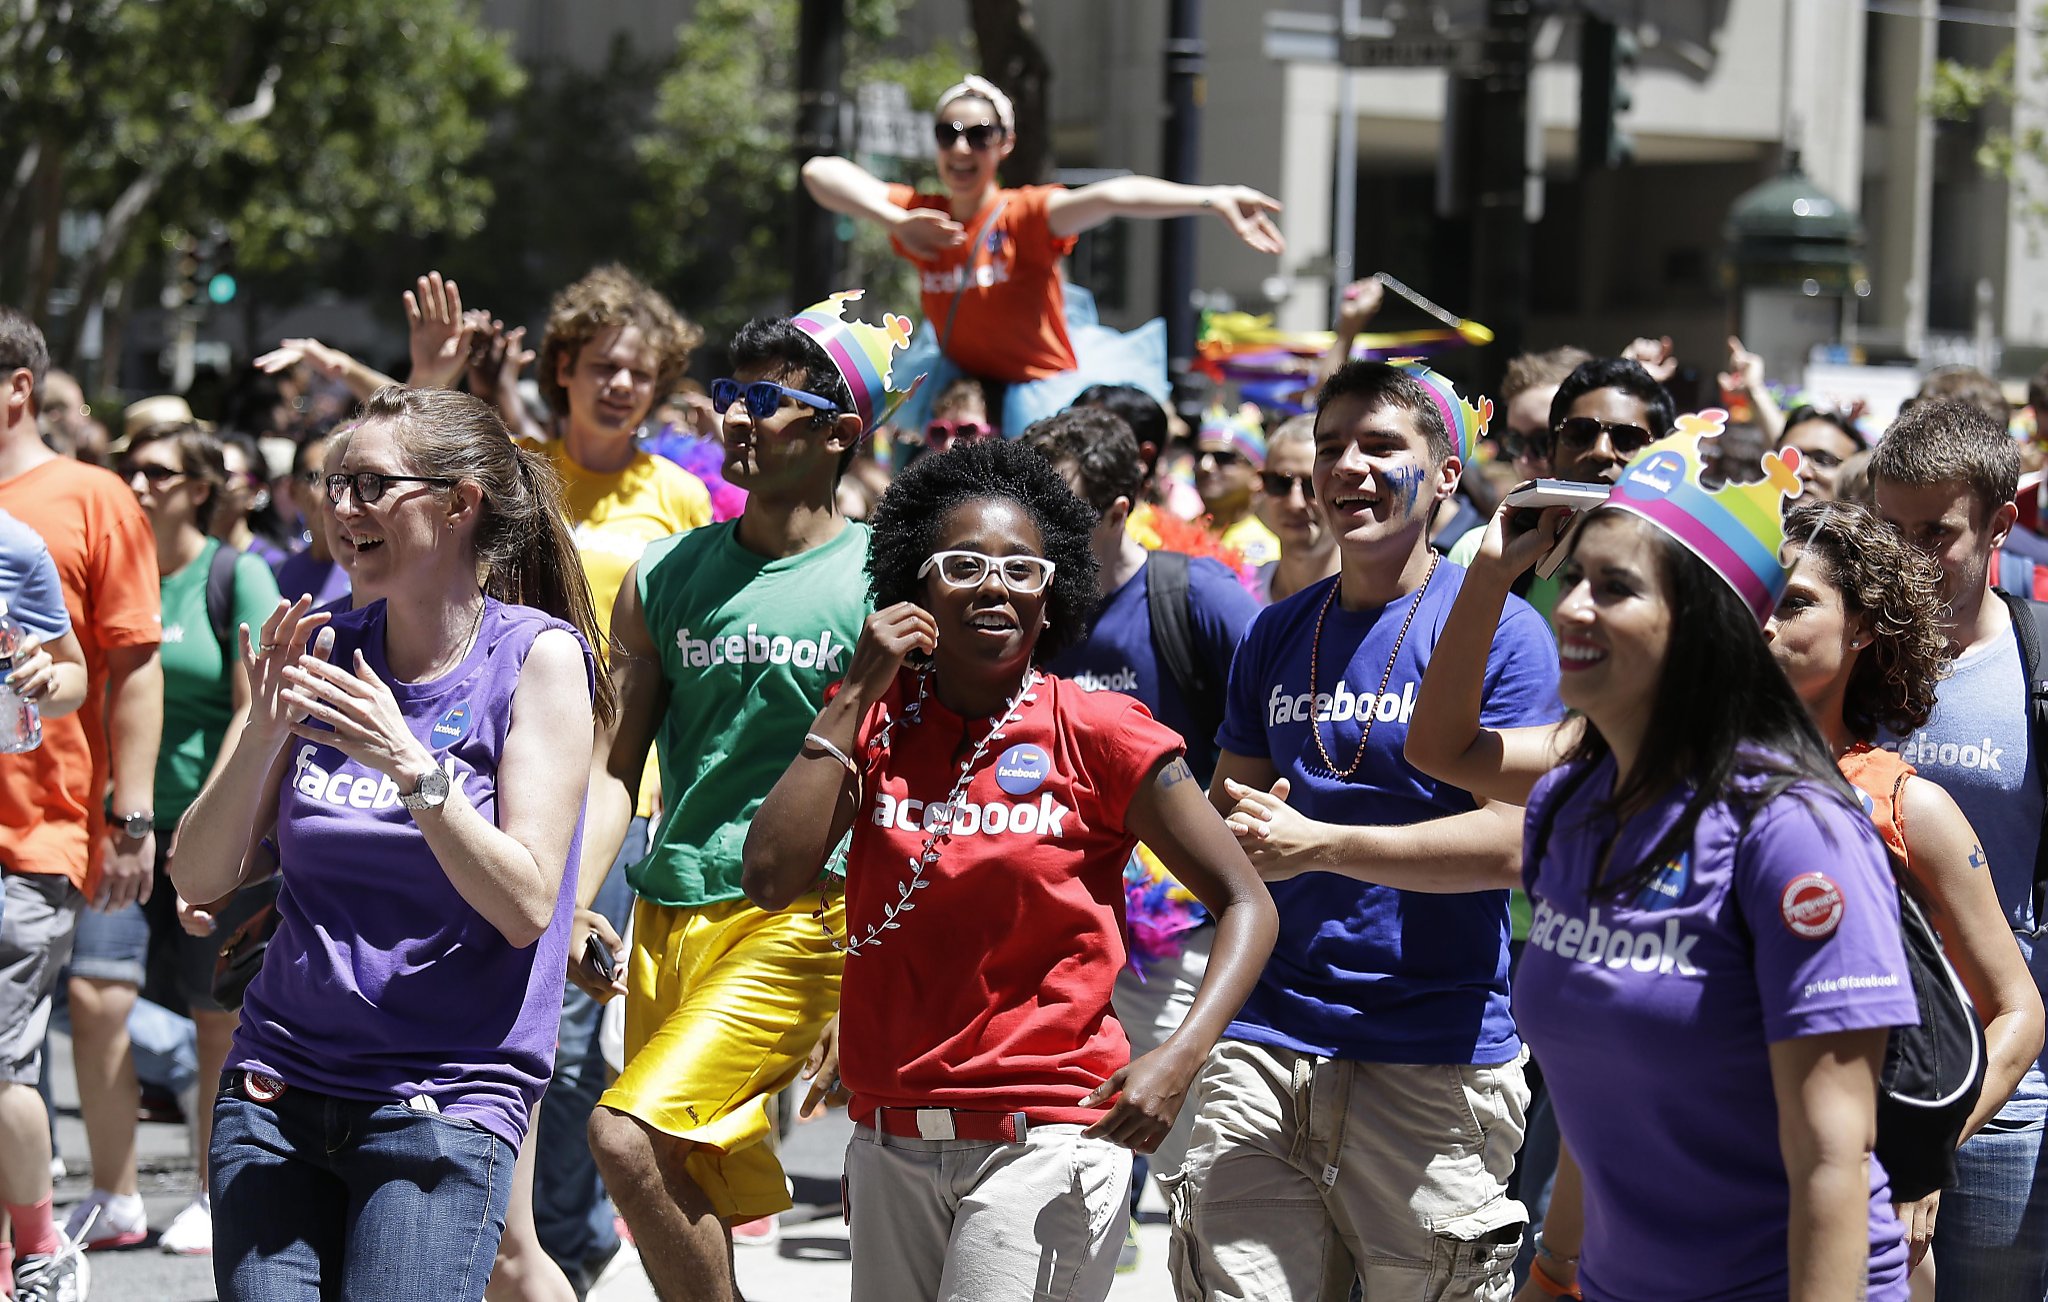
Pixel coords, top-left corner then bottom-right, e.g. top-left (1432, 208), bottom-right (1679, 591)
top-left (0, 597), bottom-right (43, 754)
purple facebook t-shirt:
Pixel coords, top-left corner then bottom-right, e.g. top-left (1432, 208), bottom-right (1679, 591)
top-left (230, 597), bottom-right (589, 1148)
top-left (1515, 757), bottom-right (1917, 1302)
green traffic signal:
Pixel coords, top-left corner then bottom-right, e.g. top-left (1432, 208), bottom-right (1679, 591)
top-left (207, 273), bottom-right (237, 305)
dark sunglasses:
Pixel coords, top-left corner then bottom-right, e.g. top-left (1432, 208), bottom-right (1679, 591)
top-left (1200, 447), bottom-right (1248, 468)
top-left (121, 463), bottom-right (185, 485)
top-left (934, 121), bottom-right (1004, 151)
top-left (1259, 472), bottom-right (1312, 500)
top-left (925, 418), bottom-right (991, 447)
top-left (325, 471), bottom-right (455, 505)
top-left (710, 377), bottom-right (839, 422)
top-left (1554, 416), bottom-right (1656, 457)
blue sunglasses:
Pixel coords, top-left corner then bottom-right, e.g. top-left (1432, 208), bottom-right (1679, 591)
top-left (711, 377), bottom-right (840, 421)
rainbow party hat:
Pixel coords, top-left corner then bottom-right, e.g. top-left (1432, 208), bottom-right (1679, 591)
top-left (1197, 404), bottom-right (1267, 469)
top-left (791, 290), bottom-right (925, 431)
top-left (1389, 358), bottom-right (1491, 466)
top-left (1606, 408), bottom-right (1805, 624)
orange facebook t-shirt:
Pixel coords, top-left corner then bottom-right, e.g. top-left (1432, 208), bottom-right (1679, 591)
top-left (0, 458), bottom-right (161, 894)
top-left (885, 183), bottom-right (1080, 383)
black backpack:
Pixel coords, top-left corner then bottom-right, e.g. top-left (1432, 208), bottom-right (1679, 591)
top-left (204, 542), bottom-right (239, 659)
top-left (1144, 551), bottom-right (1227, 781)
top-left (1991, 588), bottom-right (2048, 937)
top-left (1873, 848), bottom-right (1987, 1201)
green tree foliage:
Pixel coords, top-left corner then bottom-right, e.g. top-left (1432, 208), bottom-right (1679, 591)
top-left (633, 0), bottom-right (967, 341)
top-left (0, 0), bottom-right (522, 364)
top-left (1928, 14), bottom-right (2048, 235)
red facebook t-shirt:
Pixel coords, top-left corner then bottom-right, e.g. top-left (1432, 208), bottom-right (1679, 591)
top-left (839, 669), bottom-right (1181, 1126)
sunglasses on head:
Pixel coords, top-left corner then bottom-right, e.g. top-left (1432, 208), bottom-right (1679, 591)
top-left (925, 418), bottom-right (991, 447)
top-left (1259, 472), bottom-right (1312, 500)
top-left (918, 549), bottom-right (1056, 594)
top-left (934, 121), bottom-right (1005, 151)
top-left (325, 471), bottom-right (456, 506)
top-left (1554, 416), bottom-right (1656, 457)
top-left (710, 377), bottom-right (839, 422)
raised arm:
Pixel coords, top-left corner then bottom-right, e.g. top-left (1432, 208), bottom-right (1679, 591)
top-left (1046, 177), bottom-right (1283, 253)
top-left (1405, 500), bottom-right (1581, 801)
top-left (1898, 776), bottom-right (2046, 1136)
top-left (1082, 752), bottom-right (1278, 1152)
top-left (254, 338), bottom-right (399, 401)
top-left (742, 603), bottom-right (936, 912)
top-left (1317, 279), bottom-right (1383, 384)
top-left (801, 155), bottom-right (967, 260)
top-left (1771, 1029), bottom-right (1891, 1302)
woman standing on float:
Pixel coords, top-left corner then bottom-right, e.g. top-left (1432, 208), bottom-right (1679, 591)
top-left (801, 75), bottom-right (1284, 432)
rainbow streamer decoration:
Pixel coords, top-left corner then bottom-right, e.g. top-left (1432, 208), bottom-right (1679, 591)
top-left (1607, 409), bottom-right (1804, 624)
top-left (1193, 309), bottom-right (1488, 415)
top-left (791, 290), bottom-right (925, 432)
top-left (1388, 358), bottom-right (1490, 466)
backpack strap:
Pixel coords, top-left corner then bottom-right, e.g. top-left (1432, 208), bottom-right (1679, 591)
top-left (205, 542), bottom-right (239, 658)
top-left (1145, 551), bottom-right (1224, 771)
top-left (1992, 586), bottom-right (2048, 935)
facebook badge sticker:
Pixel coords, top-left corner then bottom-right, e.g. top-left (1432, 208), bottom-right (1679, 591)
top-left (432, 701), bottom-right (472, 747)
top-left (995, 744), bottom-right (1051, 796)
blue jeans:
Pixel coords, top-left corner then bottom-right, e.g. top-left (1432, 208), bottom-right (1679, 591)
top-left (1934, 1110), bottom-right (2048, 1301)
top-left (533, 816), bottom-right (644, 1275)
top-left (210, 1073), bottom-right (516, 1302)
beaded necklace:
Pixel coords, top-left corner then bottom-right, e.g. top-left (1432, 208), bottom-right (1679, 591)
top-left (813, 666), bottom-right (1043, 956)
top-left (1305, 552), bottom-right (1439, 779)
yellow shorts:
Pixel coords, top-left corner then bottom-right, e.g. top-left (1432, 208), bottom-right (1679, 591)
top-left (599, 892), bottom-right (844, 1221)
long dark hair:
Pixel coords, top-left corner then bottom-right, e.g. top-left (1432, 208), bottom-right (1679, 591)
top-left (1541, 508), bottom-right (1857, 902)
top-left (354, 385), bottom-right (617, 726)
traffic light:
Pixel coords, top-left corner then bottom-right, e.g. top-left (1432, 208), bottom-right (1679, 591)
top-left (165, 232), bottom-right (202, 309)
top-left (162, 227), bottom-right (236, 309)
top-left (1578, 17), bottom-right (1636, 172)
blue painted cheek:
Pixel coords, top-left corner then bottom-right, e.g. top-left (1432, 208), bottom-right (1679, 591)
top-left (1383, 466), bottom-right (1426, 512)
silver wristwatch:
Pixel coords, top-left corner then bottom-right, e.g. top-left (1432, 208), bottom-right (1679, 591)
top-left (398, 767), bottom-right (450, 812)
top-left (115, 810), bottom-right (154, 840)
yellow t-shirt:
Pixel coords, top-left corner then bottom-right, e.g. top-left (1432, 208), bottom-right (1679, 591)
top-left (1218, 514), bottom-right (1281, 570)
top-left (531, 438), bottom-right (712, 818)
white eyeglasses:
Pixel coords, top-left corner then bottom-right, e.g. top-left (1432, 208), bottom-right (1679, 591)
top-left (917, 549), bottom-right (1057, 594)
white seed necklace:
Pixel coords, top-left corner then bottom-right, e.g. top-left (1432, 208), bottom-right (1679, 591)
top-left (815, 666), bottom-right (1042, 956)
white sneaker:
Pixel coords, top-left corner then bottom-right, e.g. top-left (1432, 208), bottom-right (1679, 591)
top-left (15, 1214), bottom-right (93, 1302)
top-left (157, 1198), bottom-right (212, 1257)
top-left (61, 1193), bottom-right (145, 1251)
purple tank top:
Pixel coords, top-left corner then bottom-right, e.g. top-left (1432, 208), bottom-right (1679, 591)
top-left (231, 597), bottom-right (590, 1147)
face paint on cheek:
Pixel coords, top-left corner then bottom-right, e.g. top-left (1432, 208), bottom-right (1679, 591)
top-left (1383, 465), bottom-right (1426, 514)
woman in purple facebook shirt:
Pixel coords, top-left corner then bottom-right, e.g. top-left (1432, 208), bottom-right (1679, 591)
top-left (170, 386), bottom-right (614, 1302)
top-left (1511, 499), bottom-right (1919, 1302)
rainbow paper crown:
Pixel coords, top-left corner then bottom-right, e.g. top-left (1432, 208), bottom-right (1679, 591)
top-left (1607, 408), bottom-right (1805, 624)
top-left (1389, 358), bottom-right (1490, 466)
top-left (791, 290), bottom-right (925, 431)
top-left (1197, 405), bottom-right (1267, 469)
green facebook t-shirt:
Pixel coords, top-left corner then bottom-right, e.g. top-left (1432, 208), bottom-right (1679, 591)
top-left (632, 519), bottom-right (873, 907)
top-left (159, 538), bottom-right (283, 827)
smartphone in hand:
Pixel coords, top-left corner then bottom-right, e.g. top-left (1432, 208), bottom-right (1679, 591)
top-left (582, 932), bottom-right (617, 986)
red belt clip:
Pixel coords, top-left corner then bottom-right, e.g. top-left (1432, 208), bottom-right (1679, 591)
top-left (873, 1107), bottom-right (1029, 1143)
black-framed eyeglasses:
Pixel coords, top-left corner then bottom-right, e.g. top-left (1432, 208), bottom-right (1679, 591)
top-left (710, 377), bottom-right (839, 422)
top-left (1554, 416), bottom-right (1656, 457)
top-left (934, 121), bottom-right (1004, 151)
top-left (1259, 472), bottom-right (1312, 500)
top-left (121, 463), bottom-right (185, 486)
top-left (325, 471), bottom-right (456, 506)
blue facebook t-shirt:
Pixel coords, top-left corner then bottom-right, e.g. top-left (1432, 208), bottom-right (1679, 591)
top-left (0, 508), bottom-right (70, 641)
top-left (1046, 554), bottom-right (1258, 784)
top-left (1217, 563), bottom-right (1562, 1065)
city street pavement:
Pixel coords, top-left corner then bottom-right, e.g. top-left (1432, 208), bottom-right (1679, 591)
top-left (46, 1029), bottom-right (1179, 1302)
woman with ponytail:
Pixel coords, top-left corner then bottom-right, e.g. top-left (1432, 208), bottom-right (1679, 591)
top-left (170, 386), bottom-right (613, 1301)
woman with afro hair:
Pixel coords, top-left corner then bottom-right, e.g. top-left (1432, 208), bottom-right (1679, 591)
top-left (743, 438), bottom-right (1276, 1302)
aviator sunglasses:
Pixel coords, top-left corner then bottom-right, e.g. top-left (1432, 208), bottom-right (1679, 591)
top-left (1553, 416), bottom-right (1656, 457)
top-left (934, 121), bottom-right (1005, 151)
top-left (710, 377), bottom-right (840, 422)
